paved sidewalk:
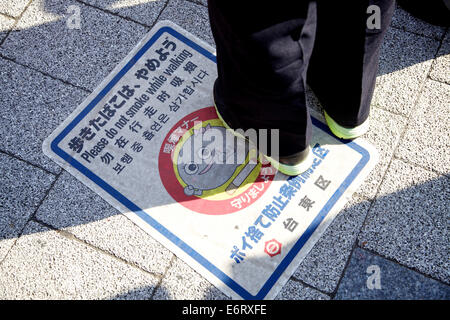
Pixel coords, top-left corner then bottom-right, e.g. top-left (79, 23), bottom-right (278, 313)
top-left (0, 0), bottom-right (448, 300)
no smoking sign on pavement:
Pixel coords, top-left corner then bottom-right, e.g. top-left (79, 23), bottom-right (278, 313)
top-left (43, 21), bottom-right (378, 300)
top-left (264, 239), bottom-right (282, 258)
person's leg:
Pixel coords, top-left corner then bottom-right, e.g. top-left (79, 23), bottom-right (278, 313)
top-left (208, 0), bottom-right (317, 158)
top-left (307, 0), bottom-right (395, 131)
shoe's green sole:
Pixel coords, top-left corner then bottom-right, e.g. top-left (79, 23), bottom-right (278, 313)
top-left (324, 111), bottom-right (369, 139)
top-left (265, 149), bottom-right (313, 176)
top-left (213, 103), bottom-right (313, 176)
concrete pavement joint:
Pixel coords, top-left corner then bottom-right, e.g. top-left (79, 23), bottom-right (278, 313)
top-left (149, 254), bottom-right (177, 299)
top-left (74, 0), bottom-right (167, 29)
top-left (429, 29), bottom-right (449, 78)
top-left (431, 28), bottom-right (448, 60)
top-left (354, 191), bottom-right (377, 203)
top-left (289, 276), bottom-right (332, 298)
top-left (429, 77), bottom-right (450, 87)
top-left (27, 171), bottom-right (63, 223)
top-left (392, 154), bottom-right (450, 179)
top-left (0, 0), bottom-right (172, 93)
top-left (0, 170), bottom-right (60, 268)
top-left (329, 226), bottom-right (371, 299)
top-left (361, 34), bottom-right (438, 221)
top-left (0, 149), bottom-right (59, 176)
top-left (0, 54), bottom-right (92, 93)
top-left (356, 245), bottom-right (450, 287)
top-left (0, 0), bottom-right (32, 47)
top-left (32, 216), bottom-right (167, 281)
top-left (151, 0), bottom-right (170, 29)
top-left (372, 104), bottom-right (409, 119)
top-left (0, 12), bottom-right (16, 20)
top-left (425, 28), bottom-right (448, 80)
top-left (390, 24), bottom-right (445, 42)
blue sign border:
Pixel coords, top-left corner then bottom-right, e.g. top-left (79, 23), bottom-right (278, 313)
top-left (50, 26), bottom-right (370, 300)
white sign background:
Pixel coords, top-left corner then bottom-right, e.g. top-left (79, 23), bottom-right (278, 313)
top-left (43, 21), bottom-right (378, 300)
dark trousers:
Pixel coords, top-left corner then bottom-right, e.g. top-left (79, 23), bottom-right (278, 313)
top-left (208, 0), bottom-right (395, 157)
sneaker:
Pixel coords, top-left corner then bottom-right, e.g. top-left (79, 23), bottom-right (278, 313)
top-left (324, 110), bottom-right (369, 139)
top-left (214, 103), bottom-right (313, 176)
top-left (265, 147), bottom-right (313, 176)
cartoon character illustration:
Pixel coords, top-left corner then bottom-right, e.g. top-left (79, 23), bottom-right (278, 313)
top-left (176, 124), bottom-right (257, 197)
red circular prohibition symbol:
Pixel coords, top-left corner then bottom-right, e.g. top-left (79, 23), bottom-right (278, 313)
top-left (264, 239), bottom-right (282, 257)
top-left (158, 106), bottom-right (276, 215)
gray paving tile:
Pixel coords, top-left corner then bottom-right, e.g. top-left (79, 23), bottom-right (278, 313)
top-left (306, 86), bottom-right (324, 116)
top-left (0, 221), bottom-right (160, 299)
top-left (0, 0), bottom-right (29, 18)
top-left (152, 257), bottom-right (230, 300)
top-left (157, 0), bottom-right (214, 47)
top-left (0, 0), bottom-right (149, 90)
top-left (391, 4), bottom-right (446, 40)
top-left (373, 27), bottom-right (440, 116)
top-left (357, 106), bottom-right (407, 199)
top-left (82, 0), bottom-right (167, 26)
top-left (292, 195), bottom-right (372, 293)
top-left (0, 58), bottom-right (86, 174)
top-left (0, 14), bottom-right (14, 42)
top-left (359, 159), bottom-right (449, 284)
top-left (275, 279), bottom-right (330, 300)
top-left (335, 247), bottom-right (450, 299)
top-left (35, 171), bottom-right (173, 275)
top-left (395, 80), bottom-right (450, 175)
top-left (430, 31), bottom-right (450, 85)
top-left (0, 153), bottom-right (55, 262)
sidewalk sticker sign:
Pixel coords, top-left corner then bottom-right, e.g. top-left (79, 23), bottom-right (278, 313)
top-left (43, 21), bottom-right (378, 300)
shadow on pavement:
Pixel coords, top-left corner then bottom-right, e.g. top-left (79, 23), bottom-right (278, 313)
top-left (109, 174), bottom-right (448, 300)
